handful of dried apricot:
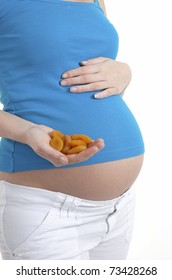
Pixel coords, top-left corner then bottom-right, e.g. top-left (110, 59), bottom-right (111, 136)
top-left (49, 130), bottom-right (93, 154)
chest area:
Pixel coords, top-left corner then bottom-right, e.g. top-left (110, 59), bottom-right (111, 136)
top-left (1, 2), bottom-right (119, 66)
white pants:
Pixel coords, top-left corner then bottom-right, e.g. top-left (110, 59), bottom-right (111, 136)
top-left (0, 180), bottom-right (136, 260)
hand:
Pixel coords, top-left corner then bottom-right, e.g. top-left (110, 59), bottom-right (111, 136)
top-left (60, 57), bottom-right (132, 98)
top-left (25, 124), bottom-right (105, 167)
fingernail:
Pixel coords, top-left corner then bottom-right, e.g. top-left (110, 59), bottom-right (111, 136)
top-left (70, 87), bottom-right (78, 92)
top-left (60, 80), bottom-right (67, 86)
top-left (94, 93), bottom-right (101, 98)
top-left (100, 144), bottom-right (105, 149)
top-left (62, 73), bottom-right (68, 78)
top-left (59, 157), bottom-right (67, 164)
top-left (80, 61), bottom-right (88, 65)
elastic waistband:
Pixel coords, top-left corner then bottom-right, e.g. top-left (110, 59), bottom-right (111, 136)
top-left (0, 180), bottom-right (135, 207)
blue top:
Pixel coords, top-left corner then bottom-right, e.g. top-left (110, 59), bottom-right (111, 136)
top-left (0, 0), bottom-right (144, 172)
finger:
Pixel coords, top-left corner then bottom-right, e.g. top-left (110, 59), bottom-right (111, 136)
top-left (35, 144), bottom-right (68, 166)
top-left (61, 64), bottom-right (100, 79)
top-left (80, 57), bottom-right (110, 65)
top-left (67, 140), bottom-right (105, 164)
top-left (88, 139), bottom-right (105, 149)
top-left (60, 73), bottom-right (102, 87)
top-left (94, 87), bottom-right (121, 99)
top-left (67, 146), bottom-right (99, 164)
top-left (69, 81), bottom-right (114, 93)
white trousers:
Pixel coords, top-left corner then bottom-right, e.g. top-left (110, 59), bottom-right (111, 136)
top-left (0, 180), bottom-right (136, 260)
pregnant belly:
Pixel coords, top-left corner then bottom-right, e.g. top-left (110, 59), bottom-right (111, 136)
top-left (17, 94), bottom-right (144, 169)
top-left (0, 154), bottom-right (144, 200)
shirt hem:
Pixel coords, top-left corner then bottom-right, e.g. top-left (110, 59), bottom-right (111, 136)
top-left (0, 145), bottom-right (145, 172)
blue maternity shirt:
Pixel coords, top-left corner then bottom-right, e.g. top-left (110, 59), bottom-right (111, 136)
top-left (0, 0), bottom-right (144, 172)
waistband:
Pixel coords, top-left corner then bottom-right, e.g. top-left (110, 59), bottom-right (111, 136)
top-left (0, 180), bottom-right (135, 207)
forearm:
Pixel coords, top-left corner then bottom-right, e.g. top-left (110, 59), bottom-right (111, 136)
top-left (0, 110), bottom-right (35, 144)
top-left (0, 110), bottom-right (104, 167)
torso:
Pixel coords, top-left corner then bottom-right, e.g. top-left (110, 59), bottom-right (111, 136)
top-left (0, 154), bottom-right (144, 200)
top-left (0, 0), bottom-right (144, 200)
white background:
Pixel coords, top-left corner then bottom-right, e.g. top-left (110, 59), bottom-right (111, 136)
top-left (0, 0), bottom-right (172, 260)
top-left (105, 0), bottom-right (172, 259)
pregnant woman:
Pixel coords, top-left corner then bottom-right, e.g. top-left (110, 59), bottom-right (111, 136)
top-left (0, 0), bottom-right (144, 259)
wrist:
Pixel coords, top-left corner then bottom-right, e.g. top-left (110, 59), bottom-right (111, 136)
top-left (16, 122), bottom-right (38, 145)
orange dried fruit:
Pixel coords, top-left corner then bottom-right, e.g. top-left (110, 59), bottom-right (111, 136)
top-left (51, 130), bottom-right (64, 139)
top-left (66, 145), bottom-right (87, 154)
top-left (71, 134), bottom-right (92, 144)
top-left (71, 139), bottom-right (87, 147)
top-left (61, 135), bottom-right (72, 154)
top-left (50, 130), bottom-right (93, 154)
top-left (49, 136), bottom-right (64, 152)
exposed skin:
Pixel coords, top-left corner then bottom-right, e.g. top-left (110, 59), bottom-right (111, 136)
top-left (0, 0), bottom-right (143, 200)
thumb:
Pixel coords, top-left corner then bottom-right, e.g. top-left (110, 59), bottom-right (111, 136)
top-left (35, 144), bottom-right (68, 167)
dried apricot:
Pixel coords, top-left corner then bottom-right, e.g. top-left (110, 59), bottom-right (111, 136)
top-left (66, 145), bottom-right (87, 154)
top-left (50, 130), bottom-right (93, 154)
top-left (49, 136), bottom-right (64, 152)
top-left (71, 139), bottom-right (87, 147)
top-left (51, 130), bottom-right (64, 139)
top-left (61, 135), bottom-right (72, 154)
top-left (71, 134), bottom-right (92, 144)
